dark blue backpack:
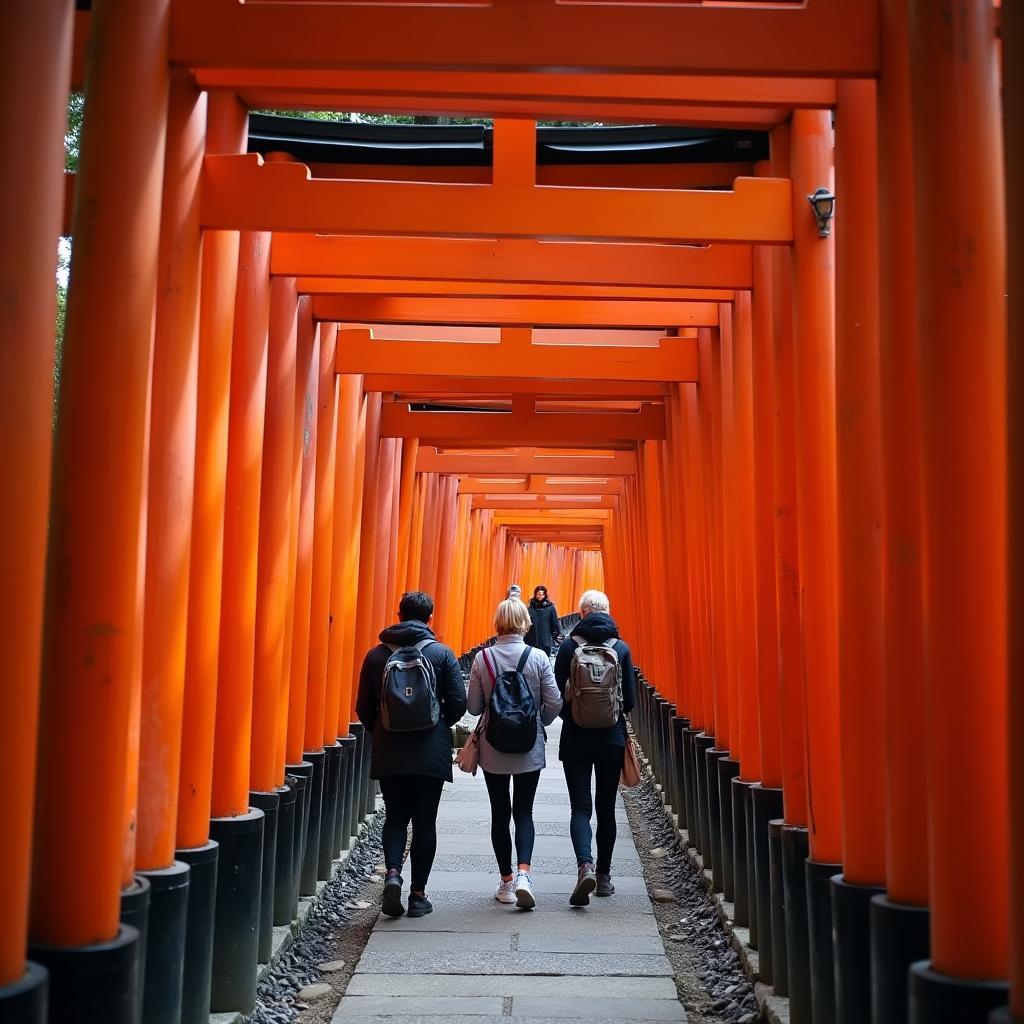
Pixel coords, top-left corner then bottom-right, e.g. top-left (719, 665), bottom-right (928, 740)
top-left (482, 647), bottom-right (538, 754)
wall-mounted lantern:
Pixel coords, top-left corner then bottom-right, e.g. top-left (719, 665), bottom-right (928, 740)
top-left (807, 187), bottom-right (836, 238)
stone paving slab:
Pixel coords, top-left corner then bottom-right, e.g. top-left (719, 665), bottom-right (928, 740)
top-left (334, 1017), bottom-right (676, 1024)
top-left (364, 931), bottom-right (667, 955)
top-left (512, 996), bottom-right (685, 1020)
top-left (354, 950), bottom-right (674, 977)
top-left (333, 997), bottom-right (684, 1022)
top-left (419, 893), bottom-right (657, 915)
top-left (345, 974), bottom-right (680, 998)
top-left (334, 996), bottom-right (505, 1017)
top-left (370, 904), bottom-right (660, 935)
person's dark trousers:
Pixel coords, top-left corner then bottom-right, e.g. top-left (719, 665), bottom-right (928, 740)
top-left (563, 747), bottom-right (625, 873)
top-left (378, 775), bottom-right (445, 892)
top-left (482, 769), bottom-right (542, 875)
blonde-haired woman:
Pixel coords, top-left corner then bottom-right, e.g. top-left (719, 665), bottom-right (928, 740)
top-left (468, 598), bottom-right (562, 909)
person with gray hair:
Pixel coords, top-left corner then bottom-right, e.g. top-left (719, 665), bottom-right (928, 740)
top-left (554, 589), bottom-right (636, 906)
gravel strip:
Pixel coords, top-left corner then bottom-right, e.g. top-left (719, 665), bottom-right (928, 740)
top-left (248, 815), bottom-right (385, 1024)
top-left (622, 776), bottom-right (760, 1024)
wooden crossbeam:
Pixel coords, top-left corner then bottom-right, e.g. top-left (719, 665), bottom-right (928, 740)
top-left (473, 495), bottom-right (618, 510)
top-left (171, 0), bottom-right (877, 77)
top-left (382, 401), bottom-right (665, 442)
top-left (337, 328), bottom-right (697, 383)
top-left (298, 278), bottom-right (733, 303)
top-left (363, 374), bottom-right (668, 399)
top-left (417, 448), bottom-right (637, 476)
top-left (320, 298), bottom-right (718, 328)
top-left (202, 156), bottom-right (792, 244)
top-left (272, 236), bottom-right (753, 290)
top-left (459, 477), bottom-right (623, 496)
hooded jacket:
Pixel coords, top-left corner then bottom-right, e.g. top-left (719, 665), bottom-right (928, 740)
top-left (553, 611), bottom-right (636, 759)
top-left (524, 597), bottom-right (560, 652)
top-left (356, 620), bottom-right (467, 782)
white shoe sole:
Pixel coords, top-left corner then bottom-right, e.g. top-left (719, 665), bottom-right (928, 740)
top-left (515, 885), bottom-right (536, 910)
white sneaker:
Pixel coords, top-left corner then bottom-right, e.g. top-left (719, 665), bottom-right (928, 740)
top-left (495, 878), bottom-right (516, 904)
top-left (514, 871), bottom-right (536, 910)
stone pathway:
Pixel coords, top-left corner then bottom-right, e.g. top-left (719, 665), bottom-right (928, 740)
top-left (331, 721), bottom-right (686, 1023)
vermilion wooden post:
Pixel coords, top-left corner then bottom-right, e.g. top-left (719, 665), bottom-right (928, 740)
top-left (29, 3), bottom-right (169, 1016)
top-left (372, 437), bottom-right (399, 628)
top-left (251, 276), bottom-right (298, 794)
top-left (0, 1), bottom-right (73, 1001)
top-left (394, 440), bottom-right (420, 607)
top-left (907, 0), bottom-right (1009, 1012)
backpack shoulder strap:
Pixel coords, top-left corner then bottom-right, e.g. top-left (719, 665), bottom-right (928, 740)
top-left (516, 647), bottom-right (532, 673)
top-left (604, 638), bottom-right (619, 651)
top-left (415, 638), bottom-right (437, 652)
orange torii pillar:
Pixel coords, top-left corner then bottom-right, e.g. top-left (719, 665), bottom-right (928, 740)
top-left (208, 226), bottom-right (272, 1014)
top-left (870, 3), bottom-right (931, 1018)
top-left (134, 71), bottom-right (205, 1024)
top-left (249, 273), bottom-right (299, 963)
top-left (329, 375), bottom-right (367, 852)
top-left (907, 2), bottom-right (1009, 1019)
top-left (286, 305), bottom-right (322, 896)
top-left (0, 3), bottom-right (72, 1019)
top-left (1002, 3), bottom-right (1024, 1024)
top-left (830, 79), bottom-right (887, 1024)
top-left (28, 1), bottom-right (168, 1020)
top-left (790, 109), bottom-right (843, 1024)
top-left (176, 90), bottom-right (247, 1024)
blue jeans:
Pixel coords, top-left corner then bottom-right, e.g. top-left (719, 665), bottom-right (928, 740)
top-left (562, 747), bottom-right (625, 874)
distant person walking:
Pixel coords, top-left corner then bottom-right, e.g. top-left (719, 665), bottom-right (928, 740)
top-left (467, 598), bottom-right (562, 909)
top-left (525, 585), bottom-right (560, 655)
top-left (506, 583), bottom-right (522, 601)
top-left (554, 589), bottom-right (636, 906)
top-left (357, 591), bottom-right (467, 918)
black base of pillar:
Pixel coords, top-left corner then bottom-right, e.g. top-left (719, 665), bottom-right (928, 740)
top-left (682, 727), bottom-right (699, 845)
top-left (119, 875), bottom-right (150, 1023)
top-left (299, 750), bottom-right (325, 897)
top-left (272, 783), bottom-right (297, 926)
top-left (319, 742), bottom-right (342, 880)
top-left (989, 1009), bottom-right (1020, 1023)
top-left (344, 729), bottom-right (360, 847)
top-left (768, 819), bottom-right (786, 992)
top-left (717, 758), bottom-right (741, 902)
top-left (176, 841), bottom-right (218, 1024)
top-left (137, 860), bottom-right (190, 1024)
top-left (0, 962), bottom-right (48, 1024)
top-left (29, 926), bottom-right (140, 1024)
top-left (338, 735), bottom-right (357, 852)
top-left (782, 825), bottom-right (812, 1024)
top-left (909, 962), bottom-right (1009, 1024)
top-left (831, 874), bottom-right (885, 1024)
top-left (705, 748), bottom-right (728, 891)
top-left (753, 786), bottom-right (784, 970)
top-left (360, 724), bottom-right (375, 820)
top-left (693, 734), bottom-right (715, 858)
top-left (731, 777), bottom-right (754, 928)
top-left (807, 859), bottom-right (841, 1024)
top-left (285, 762), bottom-right (312, 915)
top-left (209, 808), bottom-right (264, 1014)
top-left (333, 740), bottom-right (351, 857)
top-left (870, 895), bottom-right (930, 1024)
top-left (744, 782), bottom-right (758, 946)
top-left (249, 790), bottom-right (279, 965)
top-left (672, 716), bottom-right (689, 830)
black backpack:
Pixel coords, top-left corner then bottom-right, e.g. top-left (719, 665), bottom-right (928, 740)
top-left (380, 639), bottom-right (440, 732)
top-left (482, 647), bottom-right (539, 754)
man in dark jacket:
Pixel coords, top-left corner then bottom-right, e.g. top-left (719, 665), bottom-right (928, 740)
top-left (553, 589), bottom-right (636, 906)
top-left (356, 591), bottom-right (466, 918)
top-left (525, 585), bottom-right (560, 654)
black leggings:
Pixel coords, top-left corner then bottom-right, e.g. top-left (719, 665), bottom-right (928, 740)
top-left (482, 769), bottom-right (542, 876)
top-left (562, 747), bottom-right (625, 874)
top-left (378, 775), bottom-right (445, 892)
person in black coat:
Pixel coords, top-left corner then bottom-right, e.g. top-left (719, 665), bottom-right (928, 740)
top-left (553, 590), bottom-right (636, 906)
top-left (525, 585), bottom-right (560, 654)
top-left (356, 591), bottom-right (466, 918)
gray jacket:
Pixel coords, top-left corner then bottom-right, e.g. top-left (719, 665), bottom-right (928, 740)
top-left (467, 635), bottom-right (563, 775)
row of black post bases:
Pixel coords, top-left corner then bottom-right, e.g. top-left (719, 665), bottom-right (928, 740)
top-left (629, 672), bottom-right (956, 1024)
top-left (54, 726), bottom-right (380, 1024)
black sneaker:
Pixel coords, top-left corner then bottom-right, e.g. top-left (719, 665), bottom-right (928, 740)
top-left (381, 874), bottom-right (405, 918)
top-left (570, 863), bottom-right (597, 907)
top-left (407, 893), bottom-right (433, 918)
top-left (595, 873), bottom-right (615, 897)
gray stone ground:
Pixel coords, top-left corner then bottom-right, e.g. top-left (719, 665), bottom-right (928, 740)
top-left (331, 720), bottom-right (687, 1023)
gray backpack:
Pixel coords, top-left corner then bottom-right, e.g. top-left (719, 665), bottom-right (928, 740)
top-left (567, 638), bottom-right (622, 728)
top-left (380, 639), bottom-right (440, 732)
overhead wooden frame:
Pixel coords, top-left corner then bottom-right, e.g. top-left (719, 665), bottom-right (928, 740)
top-left (169, 0), bottom-right (877, 77)
top-left (363, 374), bottom-right (669, 400)
top-left (458, 477), bottom-right (623, 496)
top-left (201, 156), bottom-right (792, 245)
top-left (473, 494), bottom-right (619, 510)
top-left (381, 401), bottom-right (666, 442)
top-left (273, 235), bottom-right (753, 290)
top-left (417, 448), bottom-right (638, 476)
